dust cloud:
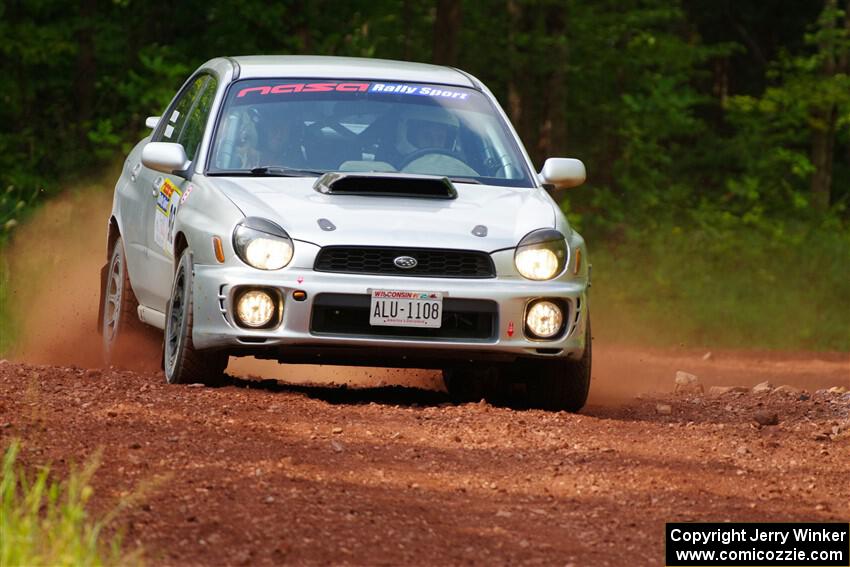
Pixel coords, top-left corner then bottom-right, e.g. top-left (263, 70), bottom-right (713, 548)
top-left (5, 187), bottom-right (114, 368)
top-left (2, 178), bottom-right (442, 388)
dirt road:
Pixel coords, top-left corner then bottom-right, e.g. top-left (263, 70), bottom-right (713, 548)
top-left (1, 348), bottom-right (848, 566)
top-left (2, 187), bottom-right (848, 564)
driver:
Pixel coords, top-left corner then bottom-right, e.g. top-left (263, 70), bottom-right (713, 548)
top-left (397, 107), bottom-right (460, 156)
top-left (407, 119), bottom-right (453, 150)
top-left (395, 107), bottom-right (480, 176)
top-left (257, 114), bottom-right (307, 167)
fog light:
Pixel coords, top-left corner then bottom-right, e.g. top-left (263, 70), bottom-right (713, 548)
top-left (525, 300), bottom-right (564, 339)
top-left (236, 290), bottom-right (276, 328)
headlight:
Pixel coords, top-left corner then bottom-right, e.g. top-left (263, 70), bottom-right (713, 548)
top-left (233, 218), bottom-right (293, 270)
top-left (514, 229), bottom-right (568, 280)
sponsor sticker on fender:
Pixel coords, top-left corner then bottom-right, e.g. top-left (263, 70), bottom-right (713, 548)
top-left (154, 179), bottom-right (183, 254)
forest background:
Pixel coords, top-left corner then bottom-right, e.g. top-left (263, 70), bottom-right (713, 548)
top-left (1, 0), bottom-right (848, 353)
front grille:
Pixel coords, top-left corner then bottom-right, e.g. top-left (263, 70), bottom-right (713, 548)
top-left (314, 246), bottom-right (495, 278)
top-left (311, 294), bottom-right (498, 340)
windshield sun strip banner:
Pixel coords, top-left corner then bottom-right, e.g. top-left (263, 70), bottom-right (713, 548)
top-left (235, 81), bottom-right (472, 101)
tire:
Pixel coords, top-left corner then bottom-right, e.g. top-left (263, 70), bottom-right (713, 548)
top-left (101, 236), bottom-right (142, 363)
top-left (163, 249), bottom-right (227, 385)
top-left (526, 319), bottom-right (592, 412)
top-left (442, 365), bottom-right (500, 404)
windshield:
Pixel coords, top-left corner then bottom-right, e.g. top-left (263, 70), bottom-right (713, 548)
top-left (207, 79), bottom-right (534, 187)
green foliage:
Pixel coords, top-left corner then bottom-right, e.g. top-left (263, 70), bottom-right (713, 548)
top-left (0, 0), bottom-right (847, 351)
top-left (0, 441), bottom-right (142, 567)
top-left (724, 1), bottom-right (850, 214)
top-left (589, 212), bottom-right (850, 351)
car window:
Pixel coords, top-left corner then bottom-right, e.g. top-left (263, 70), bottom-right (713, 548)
top-left (153, 75), bottom-right (208, 145)
top-left (208, 80), bottom-right (534, 187)
top-left (178, 76), bottom-right (218, 160)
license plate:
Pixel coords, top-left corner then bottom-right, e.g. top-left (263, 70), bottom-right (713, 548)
top-left (369, 290), bottom-right (443, 328)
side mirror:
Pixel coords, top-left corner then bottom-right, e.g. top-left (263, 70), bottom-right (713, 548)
top-left (145, 116), bottom-right (161, 130)
top-left (539, 158), bottom-right (586, 193)
top-left (142, 142), bottom-right (191, 175)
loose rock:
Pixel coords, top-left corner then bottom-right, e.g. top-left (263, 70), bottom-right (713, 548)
top-left (752, 381), bottom-right (773, 394)
top-left (675, 371), bottom-right (698, 386)
top-left (656, 404), bottom-right (672, 415)
top-left (753, 410), bottom-right (779, 426)
top-left (674, 371), bottom-right (703, 393)
top-left (772, 385), bottom-right (803, 396)
top-left (709, 386), bottom-right (748, 396)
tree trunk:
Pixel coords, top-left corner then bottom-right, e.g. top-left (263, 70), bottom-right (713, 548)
top-left (809, 0), bottom-right (846, 210)
top-left (74, 0), bottom-right (97, 145)
top-left (810, 107), bottom-right (838, 211)
top-left (402, 0), bottom-right (414, 60)
top-left (537, 7), bottom-right (567, 160)
top-left (506, 0), bottom-right (524, 150)
top-left (433, 0), bottom-right (462, 66)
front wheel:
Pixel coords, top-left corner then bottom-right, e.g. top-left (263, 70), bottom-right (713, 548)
top-left (442, 366), bottom-right (499, 404)
top-left (526, 320), bottom-right (592, 412)
top-left (163, 249), bottom-right (227, 385)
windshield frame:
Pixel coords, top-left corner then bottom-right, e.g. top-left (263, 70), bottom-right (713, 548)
top-left (203, 77), bottom-right (537, 188)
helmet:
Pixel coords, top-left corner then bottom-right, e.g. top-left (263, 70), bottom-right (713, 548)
top-left (396, 105), bottom-right (459, 155)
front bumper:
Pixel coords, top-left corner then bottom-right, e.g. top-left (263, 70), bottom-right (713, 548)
top-left (192, 264), bottom-right (589, 368)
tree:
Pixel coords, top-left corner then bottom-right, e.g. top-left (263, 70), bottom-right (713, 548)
top-left (809, 0), bottom-right (850, 210)
top-left (724, 0), bottom-right (850, 215)
top-left (433, 0), bottom-right (462, 66)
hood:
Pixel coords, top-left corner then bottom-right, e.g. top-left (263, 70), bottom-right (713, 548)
top-left (210, 176), bottom-right (556, 251)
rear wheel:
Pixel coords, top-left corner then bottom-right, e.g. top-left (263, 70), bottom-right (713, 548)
top-left (101, 236), bottom-right (141, 363)
top-left (526, 320), bottom-right (592, 412)
top-left (163, 249), bottom-right (227, 385)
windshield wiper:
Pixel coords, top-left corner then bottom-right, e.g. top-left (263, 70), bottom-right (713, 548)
top-left (249, 166), bottom-right (325, 177)
top-left (446, 176), bottom-right (482, 184)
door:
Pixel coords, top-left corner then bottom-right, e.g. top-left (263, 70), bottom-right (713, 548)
top-left (131, 74), bottom-right (212, 310)
top-left (144, 74), bottom-right (219, 311)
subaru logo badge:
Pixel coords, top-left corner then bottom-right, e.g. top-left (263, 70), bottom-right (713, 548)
top-left (393, 255), bottom-right (418, 269)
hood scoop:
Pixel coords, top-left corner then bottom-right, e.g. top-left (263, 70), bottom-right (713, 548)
top-left (313, 172), bottom-right (457, 200)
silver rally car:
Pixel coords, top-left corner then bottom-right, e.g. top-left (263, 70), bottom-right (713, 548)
top-left (100, 55), bottom-right (591, 410)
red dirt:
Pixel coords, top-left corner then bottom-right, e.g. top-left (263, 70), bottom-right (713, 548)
top-left (2, 186), bottom-right (848, 564)
top-left (1, 350), bottom-right (848, 566)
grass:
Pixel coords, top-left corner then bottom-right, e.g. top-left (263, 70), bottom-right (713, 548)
top-left (589, 220), bottom-right (850, 352)
top-left (0, 441), bottom-right (142, 567)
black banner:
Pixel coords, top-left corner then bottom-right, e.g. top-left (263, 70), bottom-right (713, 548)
top-left (666, 523), bottom-right (849, 566)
